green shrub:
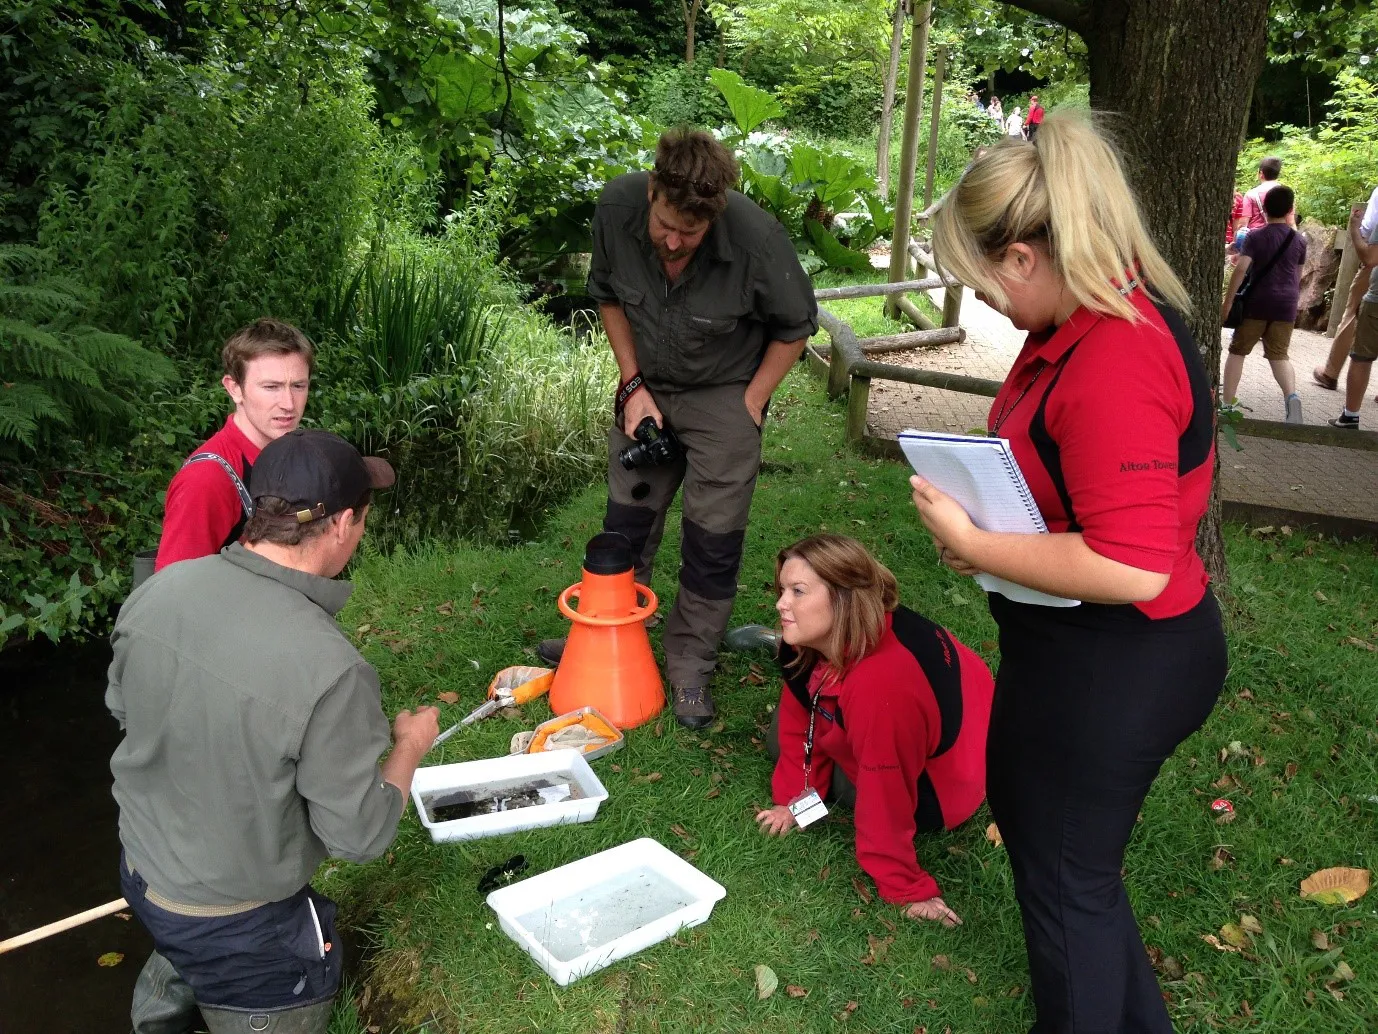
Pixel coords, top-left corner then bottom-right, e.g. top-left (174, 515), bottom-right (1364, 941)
top-left (632, 58), bottom-right (733, 129)
top-left (1238, 68), bottom-right (1378, 226)
top-left (0, 244), bottom-right (175, 450)
top-left (777, 60), bottom-right (884, 136)
top-left (39, 61), bottom-right (394, 359)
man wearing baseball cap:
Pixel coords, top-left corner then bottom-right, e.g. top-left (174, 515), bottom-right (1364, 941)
top-left (108, 430), bottom-right (438, 1034)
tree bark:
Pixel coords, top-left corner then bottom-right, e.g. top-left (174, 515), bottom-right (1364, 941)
top-left (682, 0), bottom-right (702, 65)
top-left (877, 0), bottom-right (907, 197)
top-left (1001, 0), bottom-right (1272, 590)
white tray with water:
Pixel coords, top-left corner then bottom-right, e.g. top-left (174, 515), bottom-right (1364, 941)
top-left (411, 749), bottom-right (607, 843)
top-left (485, 837), bottom-right (727, 985)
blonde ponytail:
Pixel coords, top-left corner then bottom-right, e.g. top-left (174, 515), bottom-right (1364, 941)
top-left (930, 110), bottom-right (1191, 322)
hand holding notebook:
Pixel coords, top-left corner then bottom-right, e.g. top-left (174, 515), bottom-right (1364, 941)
top-left (899, 429), bottom-right (1080, 608)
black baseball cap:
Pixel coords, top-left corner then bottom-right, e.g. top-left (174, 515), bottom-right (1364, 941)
top-left (250, 429), bottom-right (395, 524)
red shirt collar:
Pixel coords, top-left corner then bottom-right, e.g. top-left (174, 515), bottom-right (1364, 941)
top-left (1022, 304), bottom-right (1104, 366)
top-left (222, 414), bottom-right (264, 462)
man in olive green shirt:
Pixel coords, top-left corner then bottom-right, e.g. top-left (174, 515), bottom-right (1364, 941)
top-left (109, 429), bottom-right (438, 1034)
top-left (540, 128), bottom-right (817, 728)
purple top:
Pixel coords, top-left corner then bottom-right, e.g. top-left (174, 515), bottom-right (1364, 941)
top-left (1240, 224), bottom-right (1306, 324)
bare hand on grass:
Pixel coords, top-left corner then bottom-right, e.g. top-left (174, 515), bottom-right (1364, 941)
top-left (904, 896), bottom-right (963, 927)
top-left (755, 804), bottom-right (797, 836)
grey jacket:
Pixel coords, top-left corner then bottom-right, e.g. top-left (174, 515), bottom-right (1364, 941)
top-left (107, 544), bottom-right (403, 907)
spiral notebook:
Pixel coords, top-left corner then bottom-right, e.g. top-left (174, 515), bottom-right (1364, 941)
top-left (898, 429), bottom-right (1080, 608)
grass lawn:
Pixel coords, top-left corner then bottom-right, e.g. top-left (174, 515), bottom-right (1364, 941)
top-left (323, 367), bottom-right (1377, 1034)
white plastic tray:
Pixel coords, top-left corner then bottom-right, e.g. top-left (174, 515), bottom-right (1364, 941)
top-left (410, 749), bottom-right (607, 843)
top-left (486, 837), bottom-right (727, 986)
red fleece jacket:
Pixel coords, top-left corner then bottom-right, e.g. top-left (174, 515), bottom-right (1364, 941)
top-left (771, 615), bottom-right (993, 904)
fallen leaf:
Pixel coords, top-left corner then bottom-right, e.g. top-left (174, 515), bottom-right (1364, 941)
top-left (1284, 762), bottom-right (1299, 781)
top-left (653, 719), bottom-right (664, 738)
top-left (818, 865), bottom-right (830, 882)
top-left (860, 933), bottom-right (893, 965)
top-left (1220, 923), bottom-right (1250, 949)
top-left (1161, 957), bottom-right (1185, 980)
top-left (1201, 934), bottom-right (1240, 954)
top-left (356, 623), bottom-right (371, 634)
top-left (851, 876), bottom-right (873, 904)
top-left (1210, 847), bottom-right (1235, 870)
top-left (786, 984), bottom-right (809, 998)
top-left (670, 824), bottom-right (691, 841)
top-left (1333, 961), bottom-right (1356, 982)
top-left (1300, 867), bottom-right (1371, 905)
top-left (436, 601), bottom-right (454, 615)
top-left (114, 912), bottom-right (131, 921)
top-left (1344, 636), bottom-right (1376, 652)
top-left (840, 1000), bottom-right (859, 1019)
top-left (1239, 914), bottom-right (1263, 936)
top-left (97, 952), bottom-right (124, 967)
top-left (1315, 590), bottom-right (1329, 603)
top-left (703, 788), bottom-right (720, 800)
top-left (1215, 809), bottom-right (1237, 825)
top-left (436, 691), bottom-right (459, 704)
top-left (804, 928), bottom-right (821, 944)
top-left (1311, 929), bottom-right (1330, 950)
top-left (932, 954), bottom-right (952, 971)
top-left (754, 964), bottom-right (778, 1000)
top-left (964, 968), bottom-right (978, 984)
top-left (639, 772), bottom-right (663, 784)
top-left (985, 822), bottom-right (1003, 847)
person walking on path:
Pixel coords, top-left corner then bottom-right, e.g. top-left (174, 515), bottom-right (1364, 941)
top-left (1005, 106), bottom-right (1025, 139)
top-left (1314, 185), bottom-right (1378, 393)
top-left (1237, 156), bottom-right (1286, 245)
top-left (917, 113), bottom-right (1227, 1034)
top-left (1025, 95), bottom-right (1045, 141)
top-left (988, 96), bottom-right (1004, 126)
top-left (538, 128), bottom-right (818, 729)
top-left (1329, 202), bottom-right (1378, 428)
top-left (1221, 185), bottom-right (1307, 423)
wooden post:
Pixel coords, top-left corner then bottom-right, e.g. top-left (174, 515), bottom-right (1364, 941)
top-left (922, 45), bottom-right (947, 209)
top-left (884, 0), bottom-right (932, 319)
top-left (1329, 226), bottom-right (1358, 338)
top-left (846, 374), bottom-right (872, 444)
top-left (941, 280), bottom-right (963, 328)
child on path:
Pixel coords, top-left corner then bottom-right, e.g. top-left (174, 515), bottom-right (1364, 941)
top-left (1221, 185), bottom-right (1307, 422)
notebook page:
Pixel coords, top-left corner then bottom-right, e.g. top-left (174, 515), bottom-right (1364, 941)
top-left (899, 430), bottom-right (1079, 608)
top-left (897, 432), bottom-right (1044, 534)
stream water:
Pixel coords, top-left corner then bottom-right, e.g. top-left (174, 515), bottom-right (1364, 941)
top-left (0, 637), bottom-right (151, 1032)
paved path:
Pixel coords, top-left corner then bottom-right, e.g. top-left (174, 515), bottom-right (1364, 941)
top-left (840, 268), bottom-right (1378, 532)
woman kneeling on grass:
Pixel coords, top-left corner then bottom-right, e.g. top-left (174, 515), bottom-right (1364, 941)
top-left (755, 534), bottom-right (994, 927)
top-left (913, 111), bottom-right (1228, 1033)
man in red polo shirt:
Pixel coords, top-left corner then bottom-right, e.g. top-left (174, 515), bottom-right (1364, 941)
top-left (1025, 95), bottom-right (1045, 141)
top-left (154, 319), bottom-right (313, 572)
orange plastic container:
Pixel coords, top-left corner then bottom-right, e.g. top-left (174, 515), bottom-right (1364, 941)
top-left (548, 533), bottom-right (665, 730)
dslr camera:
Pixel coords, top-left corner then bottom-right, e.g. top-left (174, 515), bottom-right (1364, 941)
top-left (619, 417), bottom-right (682, 470)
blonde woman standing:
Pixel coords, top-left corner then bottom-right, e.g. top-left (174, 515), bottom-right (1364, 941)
top-left (911, 113), bottom-right (1227, 1032)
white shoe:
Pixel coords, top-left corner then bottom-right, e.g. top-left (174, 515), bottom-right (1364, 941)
top-left (1284, 394), bottom-right (1303, 424)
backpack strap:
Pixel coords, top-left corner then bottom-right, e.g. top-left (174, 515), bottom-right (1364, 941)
top-left (183, 452), bottom-right (255, 520)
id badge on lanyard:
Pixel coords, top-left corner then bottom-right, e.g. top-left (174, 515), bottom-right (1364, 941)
top-left (788, 682), bottom-right (830, 829)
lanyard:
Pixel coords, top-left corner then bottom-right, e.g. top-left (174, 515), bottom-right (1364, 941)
top-left (990, 363), bottom-right (1046, 437)
top-left (801, 670), bottom-right (835, 790)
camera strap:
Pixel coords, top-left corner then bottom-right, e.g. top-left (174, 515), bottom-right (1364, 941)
top-left (615, 372), bottom-right (645, 416)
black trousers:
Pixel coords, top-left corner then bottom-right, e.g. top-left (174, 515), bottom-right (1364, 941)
top-left (987, 591), bottom-right (1226, 1034)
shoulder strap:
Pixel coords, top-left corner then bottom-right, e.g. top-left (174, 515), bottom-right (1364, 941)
top-left (183, 452), bottom-right (255, 519)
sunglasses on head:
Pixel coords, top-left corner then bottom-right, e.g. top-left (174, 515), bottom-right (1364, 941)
top-left (653, 165), bottom-right (719, 196)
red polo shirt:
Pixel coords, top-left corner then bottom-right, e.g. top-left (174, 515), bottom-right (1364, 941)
top-left (988, 287), bottom-right (1214, 619)
top-left (771, 609), bottom-right (993, 904)
top-left (154, 416), bottom-right (260, 572)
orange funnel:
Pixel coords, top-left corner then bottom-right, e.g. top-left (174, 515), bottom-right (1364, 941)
top-left (548, 533), bottom-right (665, 730)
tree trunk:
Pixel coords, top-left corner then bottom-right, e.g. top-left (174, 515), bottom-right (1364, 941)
top-left (1005, 0), bottom-right (1271, 590)
top-left (877, 0), bottom-right (907, 197)
top-left (683, 0), bottom-right (701, 65)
